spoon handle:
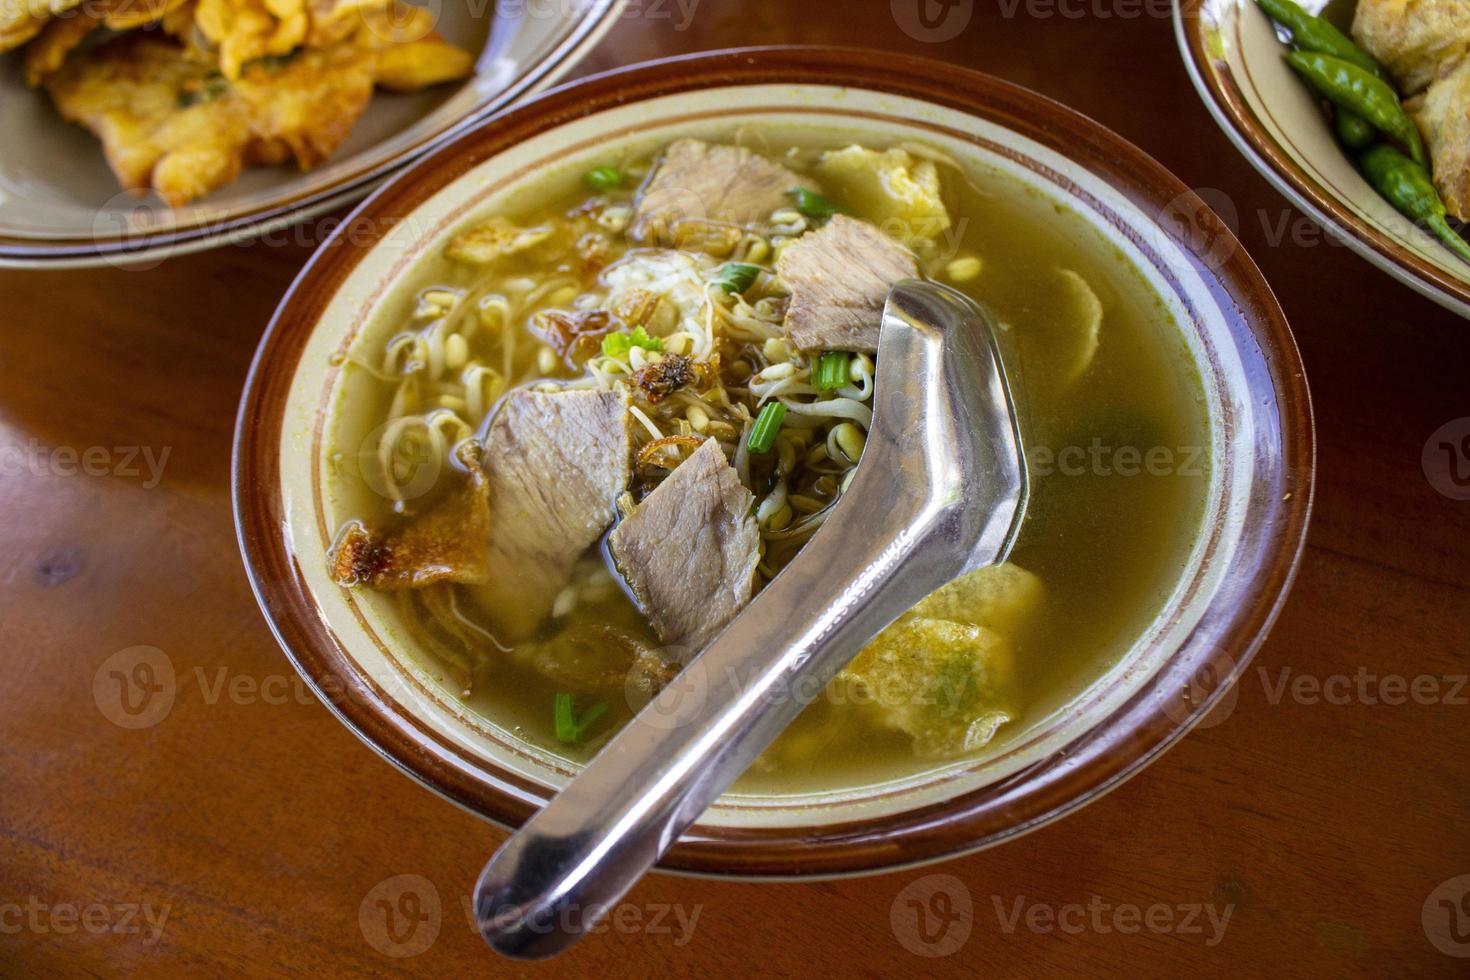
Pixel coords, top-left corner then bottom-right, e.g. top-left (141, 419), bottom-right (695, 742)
top-left (475, 499), bottom-right (961, 959)
top-left (474, 281), bottom-right (1025, 959)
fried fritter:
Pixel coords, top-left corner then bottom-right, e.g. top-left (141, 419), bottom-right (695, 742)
top-left (1410, 58), bottom-right (1470, 220)
top-left (0, 0), bottom-right (82, 53)
top-left (22, 6), bottom-right (94, 84)
top-left (1353, 0), bottom-right (1470, 95)
top-left (356, 1), bottom-right (471, 90)
top-left (45, 35), bottom-right (252, 203)
top-left (194, 0), bottom-right (307, 78)
top-left (44, 11), bottom-right (470, 206)
top-left (234, 40), bottom-right (375, 170)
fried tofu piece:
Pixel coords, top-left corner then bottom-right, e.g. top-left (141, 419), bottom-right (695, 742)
top-left (1410, 57), bottom-right (1470, 220)
top-left (350, 0), bottom-right (472, 90)
top-left (1353, 0), bottom-right (1470, 95)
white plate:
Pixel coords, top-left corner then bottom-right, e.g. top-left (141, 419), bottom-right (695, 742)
top-left (0, 0), bottom-right (626, 268)
top-left (1176, 0), bottom-right (1470, 318)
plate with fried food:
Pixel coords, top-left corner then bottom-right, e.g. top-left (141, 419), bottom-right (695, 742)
top-left (1178, 0), bottom-right (1470, 318)
top-left (0, 0), bottom-right (626, 266)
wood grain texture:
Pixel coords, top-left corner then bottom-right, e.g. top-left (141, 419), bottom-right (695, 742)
top-left (1, 1), bottom-right (1467, 976)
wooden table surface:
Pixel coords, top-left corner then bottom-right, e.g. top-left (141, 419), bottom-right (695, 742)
top-left (4, 1), bottom-right (1469, 976)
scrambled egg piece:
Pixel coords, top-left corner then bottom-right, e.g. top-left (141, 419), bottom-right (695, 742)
top-left (813, 145), bottom-right (952, 247)
top-left (833, 564), bottom-right (1042, 759)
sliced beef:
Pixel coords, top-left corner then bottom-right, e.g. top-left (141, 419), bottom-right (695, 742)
top-left (471, 388), bottom-right (633, 638)
top-left (632, 139), bottom-right (809, 243)
top-left (608, 438), bottom-right (760, 656)
top-left (776, 214), bottom-right (918, 352)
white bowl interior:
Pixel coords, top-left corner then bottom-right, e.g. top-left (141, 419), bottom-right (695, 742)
top-left (277, 83), bottom-right (1256, 831)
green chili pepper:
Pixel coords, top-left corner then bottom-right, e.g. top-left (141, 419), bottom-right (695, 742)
top-left (1360, 144), bottom-right (1470, 265)
top-left (1254, 0), bottom-right (1386, 79)
top-left (1285, 51), bottom-right (1427, 168)
top-left (1334, 109), bottom-right (1377, 149)
top-left (747, 402), bottom-right (786, 454)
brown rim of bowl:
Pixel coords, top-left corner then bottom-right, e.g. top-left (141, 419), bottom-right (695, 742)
top-left (234, 45), bottom-right (1315, 878)
top-left (0, 0), bottom-right (625, 266)
top-left (1174, 0), bottom-right (1470, 319)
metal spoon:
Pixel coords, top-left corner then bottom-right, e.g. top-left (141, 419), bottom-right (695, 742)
top-left (474, 279), bottom-right (1028, 959)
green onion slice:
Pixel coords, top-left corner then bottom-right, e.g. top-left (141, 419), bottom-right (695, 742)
top-left (788, 188), bottom-right (842, 220)
top-left (813, 351), bottom-right (850, 390)
top-left (747, 402), bottom-right (787, 454)
top-left (585, 165), bottom-right (625, 191)
top-left (715, 262), bottom-right (761, 295)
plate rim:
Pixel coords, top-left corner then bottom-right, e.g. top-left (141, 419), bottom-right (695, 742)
top-left (0, 0), bottom-right (629, 269)
top-left (1174, 0), bottom-right (1470, 320)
